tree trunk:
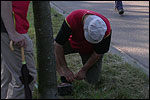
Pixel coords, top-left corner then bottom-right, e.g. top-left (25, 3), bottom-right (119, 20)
top-left (32, 1), bottom-right (58, 99)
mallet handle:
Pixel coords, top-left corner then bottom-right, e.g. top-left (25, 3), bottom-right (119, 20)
top-left (10, 40), bottom-right (25, 64)
top-left (21, 47), bottom-right (25, 63)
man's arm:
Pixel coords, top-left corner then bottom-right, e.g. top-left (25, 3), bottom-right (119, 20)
top-left (75, 32), bottom-right (112, 80)
top-left (1, 1), bottom-right (26, 48)
top-left (54, 19), bottom-right (75, 82)
top-left (54, 41), bottom-right (67, 75)
top-left (54, 41), bottom-right (75, 82)
top-left (75, 51), bottom-right (103, 80)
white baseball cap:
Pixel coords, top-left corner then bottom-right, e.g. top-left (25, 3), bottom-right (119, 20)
top-left (84, 15), bottom-right (107, 44)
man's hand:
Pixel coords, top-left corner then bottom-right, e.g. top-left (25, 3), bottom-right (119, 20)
top-left (74, 69), bottom-right (86, 80)
top-left (9, 32), bottom-right (26, 48)
top-left (74, 52), bottom-right (102, 80)
top-left (62, 67), bottom-right (75, 82)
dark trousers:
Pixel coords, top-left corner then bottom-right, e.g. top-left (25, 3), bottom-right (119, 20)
top-left (63, 41), bottom-right (103, 85)
top-left (115, 1), bottom-right (123, 10)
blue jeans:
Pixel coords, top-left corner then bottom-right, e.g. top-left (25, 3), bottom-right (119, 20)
top-left (115, 1), bottom-right (123, 10)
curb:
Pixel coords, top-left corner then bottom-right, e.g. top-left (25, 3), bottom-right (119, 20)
top-left (109, 44), bottom-right (149, 76)
top-left (50, 2), bottom-right (68, 17)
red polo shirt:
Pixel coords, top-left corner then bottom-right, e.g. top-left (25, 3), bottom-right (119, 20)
top-left (66, 9), bottom-right (111, 54)
top-left (12, 1), bottom-right (30, 34)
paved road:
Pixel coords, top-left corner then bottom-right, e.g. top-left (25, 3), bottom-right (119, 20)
top-left (50, 1), bottom-right (149, 75)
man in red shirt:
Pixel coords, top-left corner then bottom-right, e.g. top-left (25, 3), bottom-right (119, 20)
top-left (55, 9), bottom-right (112, 85)
top-left (1, 1), bottom-right (37, 99)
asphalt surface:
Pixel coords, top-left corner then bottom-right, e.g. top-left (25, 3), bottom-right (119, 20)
top-left (50, 1), bottom-right (149, 75)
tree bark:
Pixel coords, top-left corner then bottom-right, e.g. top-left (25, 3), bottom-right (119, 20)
top-left (32, 1), bottom-right (58, 99)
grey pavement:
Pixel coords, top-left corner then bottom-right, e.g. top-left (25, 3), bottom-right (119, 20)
top-left (50, 1), bottom-right (149, 75)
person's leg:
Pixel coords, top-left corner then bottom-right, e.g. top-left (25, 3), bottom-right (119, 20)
top-left (1, 56), bottom-right (11, 99)
top-left (22, 34), bottom-right (37, 95)
top-left (1, 32), bottom-right (37, 99)
top-left (79, 53), bottom-right (104, 85)
top-left (1, 32), bottom-right (24, 99)
top-left (115, 1), bottom-right (124, 14)
top-left (115, 1), bottom-right (123, 9)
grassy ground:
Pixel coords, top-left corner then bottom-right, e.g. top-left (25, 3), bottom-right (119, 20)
top-left (27, 2), bottom-right (149, 99)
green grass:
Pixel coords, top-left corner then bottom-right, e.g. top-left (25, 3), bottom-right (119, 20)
top-left (27, 2), bottom-right (149, 99)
